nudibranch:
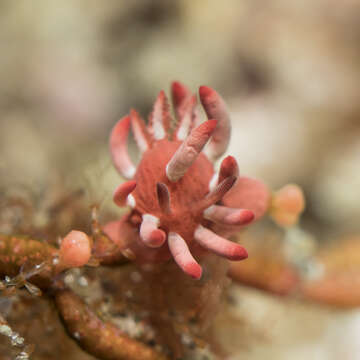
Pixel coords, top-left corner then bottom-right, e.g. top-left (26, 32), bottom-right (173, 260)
top-left (104, 82), bottom-right (271, 279)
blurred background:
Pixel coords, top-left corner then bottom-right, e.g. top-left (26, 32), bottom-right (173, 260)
top-left (0, 1), bottom-right (360, 359)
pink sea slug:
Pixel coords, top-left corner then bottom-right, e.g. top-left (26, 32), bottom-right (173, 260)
top-left (104, 82), bottom-right (271, 279)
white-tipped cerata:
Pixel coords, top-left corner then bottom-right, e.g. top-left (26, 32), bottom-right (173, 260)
top-left (175, 95), bottom-right (197, 141)
top-left (194, 225), bottom-right (248, 260)
top-left (199, 86), bottom-right (231, 161)
top-left (130, 109), bottom-right (150, 153)
top-left (139, 214), bottom-right (166, 248)
top-left (168, 232), bottom-right (202, 279)
top-left (113, 180), bottom-right (136, 207)
top-left (218, 156), bottom-right (239, 184)
top-left (166, 119), bottom-right (217, 182)
top-left (197, 175), bottom-right (237, 211)
top-left (203, 205), bottom-right (254, 226)
top-left (149, 91), bottom-right (170, 140)
top-left (109, 115), bottom-right (136, 179)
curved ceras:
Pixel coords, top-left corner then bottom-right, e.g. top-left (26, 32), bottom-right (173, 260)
top-left (107, 82), bottom-right (263, 279)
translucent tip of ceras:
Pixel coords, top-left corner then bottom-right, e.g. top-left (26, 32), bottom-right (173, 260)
top-left (109, 115), bottom-right (136, 179)
top-left (208, 156), bottom-right (239, 191)
top-left (199, 86), bottom-right (231, 161)
top-left (218, 156), bottom-right (239, 184)
top-left (168, 232), bottom-right (202, 280)
top-left (203, 205), bottom-right (254, 226)
top-left (198, 175), bottom-right (237, 211)
top-left (140, 214), bottom-right (166, 248)
top-left (149, 90), bottom-right (171, 140)
top-left (156, 183), bottom-right (171, 214)
top-left (166, 119), bottom-right (218, 182)
top-left (194, 225), bottom-right (248, 261)
top-left (113, 180), bottom-right (137, 207)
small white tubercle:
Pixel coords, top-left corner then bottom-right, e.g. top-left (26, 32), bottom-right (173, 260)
top-left (126, 194), bottom-right (136, 208)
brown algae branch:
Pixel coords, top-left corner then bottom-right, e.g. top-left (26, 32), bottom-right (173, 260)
top-left (0, 234), bottom-right (165, 359)
top-left (54, 288), bottom-right (168, 360)
top-left (0, 234), bottom-right (61, 290)
top-left (0, 232), bottom-right (127, 291)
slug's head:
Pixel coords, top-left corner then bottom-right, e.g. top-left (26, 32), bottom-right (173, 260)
top-left (107, 82), bottom-right (271, 279)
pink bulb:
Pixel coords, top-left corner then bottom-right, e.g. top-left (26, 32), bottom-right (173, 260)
top-left (60, 230), bottom-right (91, 268)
